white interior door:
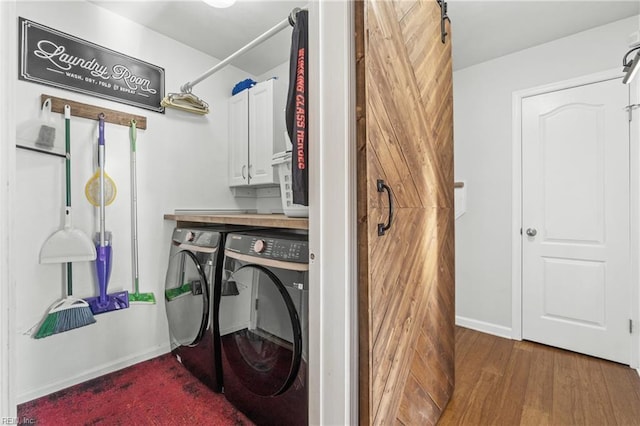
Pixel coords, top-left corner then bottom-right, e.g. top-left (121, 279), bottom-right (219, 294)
top-left (522, 78), bottom-right (631, 364)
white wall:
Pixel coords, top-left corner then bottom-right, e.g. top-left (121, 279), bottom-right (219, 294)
top-left (14, 0), bottom-right (259, 402)
top-left (454, 16), bottom-right (639, 331)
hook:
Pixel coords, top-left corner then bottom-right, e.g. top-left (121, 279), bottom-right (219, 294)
top-left (623, 46), bottom-right (640, 68)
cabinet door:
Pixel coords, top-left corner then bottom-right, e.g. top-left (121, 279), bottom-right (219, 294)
top-left (248, 79), bottom-right (276, 185)
top-left (228, 90), bottom-right (249, 187)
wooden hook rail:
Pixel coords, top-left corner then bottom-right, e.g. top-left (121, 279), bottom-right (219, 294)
top-left (41, 94), bottom-right (147, 129)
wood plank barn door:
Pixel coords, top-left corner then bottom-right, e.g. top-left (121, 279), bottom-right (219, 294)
top-left (355, 0), bottom-right (455, 424)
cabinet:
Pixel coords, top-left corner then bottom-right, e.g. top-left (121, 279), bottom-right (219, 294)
top-left (228, 78), bottom-right (286, 187)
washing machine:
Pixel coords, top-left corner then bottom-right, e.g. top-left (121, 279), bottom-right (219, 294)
top-left (164, 226), bottom-right (249, 392)
top-left (219, 230), bottom-right (309, 426)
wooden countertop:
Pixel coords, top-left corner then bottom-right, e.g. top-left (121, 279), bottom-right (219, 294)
top-left (164, 213), bottom-right (309, 230)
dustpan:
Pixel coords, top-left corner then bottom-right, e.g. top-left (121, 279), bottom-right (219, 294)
top-left (40, 105), bottom-right (96, 264)
top-left (40, 220), bottom-right (97, 263)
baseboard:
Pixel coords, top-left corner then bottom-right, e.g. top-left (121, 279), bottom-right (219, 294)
top-left (17, 345), bottom-right (170, 404)
top-left (456, 315), bottom-right (512, 339)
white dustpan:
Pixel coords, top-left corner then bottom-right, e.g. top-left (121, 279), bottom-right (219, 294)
top-left (40, 207), bottom-right (96, 263)
top-left (40, 104), bottom-right (96, 264)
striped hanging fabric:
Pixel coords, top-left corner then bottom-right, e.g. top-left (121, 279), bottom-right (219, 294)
top-left (286, 10), bottom-right (308, 206)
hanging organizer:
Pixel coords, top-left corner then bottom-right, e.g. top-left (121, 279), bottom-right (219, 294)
top-left (18, 95), bottom-right (146, 157)
top-left (40, 94), bottom-right (147, 129)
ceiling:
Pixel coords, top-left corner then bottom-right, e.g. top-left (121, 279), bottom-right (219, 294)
top-left (91, 1), bottom-right (640, 77)
top-left (90, 0), bottom-right (306, 76)
top-left (448, 1), bottom-right (640, 70)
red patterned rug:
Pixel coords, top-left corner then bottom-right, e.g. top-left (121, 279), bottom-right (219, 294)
top-left (18, 353), bottom-right (254, 425)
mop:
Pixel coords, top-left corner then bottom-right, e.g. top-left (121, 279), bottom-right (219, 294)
top-left (128, 119), bottom-right (155, 304)
top-left (84, 114), bottom-right (129, 314)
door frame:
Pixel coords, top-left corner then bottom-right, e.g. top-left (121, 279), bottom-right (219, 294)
top-left (511, 68), bottom-right (639, 368)
top-left (0, 0), bottom-right (16, 418)
top-left (308, 1), bottom-right (358, 425)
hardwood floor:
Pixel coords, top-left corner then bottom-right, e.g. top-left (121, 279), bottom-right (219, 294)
top-left (438, 327), bottom-right (640, 425)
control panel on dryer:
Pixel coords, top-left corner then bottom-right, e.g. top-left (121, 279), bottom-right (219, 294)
top-left (251, 237), bottom-right (308, 262)
top-left (172, 228), bottom-right (220, 248)
top-left (226, 233), bottom-right (309, 263)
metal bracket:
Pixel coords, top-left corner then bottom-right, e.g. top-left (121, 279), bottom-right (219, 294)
top-left (625, 104), bottom-right (640, 121)
top-left (190, 279), bottom-right (203, 296)
top-left (436, 0), bottom-right (451, 44)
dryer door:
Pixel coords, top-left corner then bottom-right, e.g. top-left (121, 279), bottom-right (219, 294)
top-left (165, 250), bottom-right (209, 349)
top-left (219, 262), bottom-right (302, 397)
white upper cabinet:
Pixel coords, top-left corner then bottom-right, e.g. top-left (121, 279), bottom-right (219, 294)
top-left (228, 78), bottom-right (286, 187)
top-left (228, 89), bottom-right (250, 186)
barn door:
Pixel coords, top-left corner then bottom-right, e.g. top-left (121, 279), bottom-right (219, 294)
top-left (356, 0), bottom-right (455, 424)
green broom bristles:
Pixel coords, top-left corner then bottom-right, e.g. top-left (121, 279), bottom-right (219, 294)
top-left (34, 299), bottom-right (96, 339)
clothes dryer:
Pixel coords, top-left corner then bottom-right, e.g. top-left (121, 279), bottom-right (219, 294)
top-left (220, 230), bottom-right (309, 426)
top-left (164, 226), bottom-right (248, 392)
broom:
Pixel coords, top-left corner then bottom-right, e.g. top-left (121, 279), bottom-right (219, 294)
top-left (35, 263), bottom-right (96, 338)
top-left (35, 105), bottom-right (96, 338)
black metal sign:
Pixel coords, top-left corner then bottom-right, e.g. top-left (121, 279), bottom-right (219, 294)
top-left (19, 17), bottom-right (165, 113)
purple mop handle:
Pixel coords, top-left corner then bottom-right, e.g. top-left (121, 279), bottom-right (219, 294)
top-left (98, 115), bottom-right (105, 146)
top-left (96, 113), bottom-right (109, 306)
top-left (96, 245), bottom-right (112, 305)
top-left (97, 114), bottom-right (106, 247)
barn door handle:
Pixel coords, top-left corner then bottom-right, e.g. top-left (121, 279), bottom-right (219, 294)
top-left (377, 179), bottom-right (393, 236)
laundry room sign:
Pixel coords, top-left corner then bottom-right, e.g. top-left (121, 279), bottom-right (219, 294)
top-left (19, 18), bottom-right (165, 113)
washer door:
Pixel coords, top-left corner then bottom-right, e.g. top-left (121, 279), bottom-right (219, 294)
top-left (165, 250), bottom-right (209, 349)
top-left (220, 263), bottom-right (302, 397)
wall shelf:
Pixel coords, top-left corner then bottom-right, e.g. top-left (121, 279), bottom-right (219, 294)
top-left (164, 213), bottom-right (309, 230)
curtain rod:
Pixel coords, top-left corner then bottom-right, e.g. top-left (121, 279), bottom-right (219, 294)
top-left (180, 7), bottom-right (304, 93)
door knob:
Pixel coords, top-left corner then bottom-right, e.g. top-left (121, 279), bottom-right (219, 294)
top-left (526, 228), bottom-right (537, 237)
